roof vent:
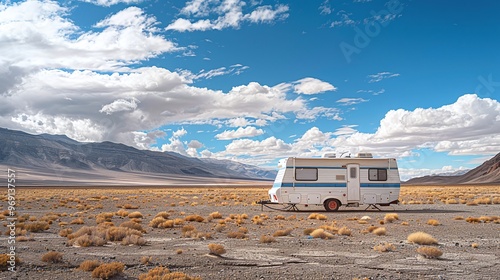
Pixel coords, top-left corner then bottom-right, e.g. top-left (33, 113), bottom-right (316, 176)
top-left (322, 153), bottom-right (336, 158)
top-left (356, 153), bottom-right (373, 158)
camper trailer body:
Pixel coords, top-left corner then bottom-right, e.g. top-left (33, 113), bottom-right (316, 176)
top-left (268, 155), bottom-right (400, 211)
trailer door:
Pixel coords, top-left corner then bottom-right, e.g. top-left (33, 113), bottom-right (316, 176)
top-left (347, 164), bottom-right (360, 201)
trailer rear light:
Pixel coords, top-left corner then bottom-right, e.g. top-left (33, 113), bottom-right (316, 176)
top-left (273, 194), bottom-right (278, 201)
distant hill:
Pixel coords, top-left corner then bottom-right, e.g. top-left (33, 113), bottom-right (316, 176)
top-left (0, 127), bottom-right (276, 186)
top-left (405, 152), bottom-right (500, 185)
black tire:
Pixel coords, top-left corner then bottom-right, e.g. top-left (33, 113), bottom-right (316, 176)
top-left (324, 199), bottom-right (340, 212)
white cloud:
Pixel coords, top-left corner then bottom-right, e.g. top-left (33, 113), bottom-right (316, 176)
top-left (336, 98), bottom-right (368, 106)
top-left (215, 126), bottom-right (264, 140)
top-left (81, 0), bottom-right (143, 7)
top-left (215, 94), bottom-right (500, 168)
top-left (319, 0), bottom-right (332, 15)
top-left (296, 107), bottom-right (342, 121)
top-left (293, 77), bottom-right (337, 94)
top-left (179, 64), bottom-right (249, 80)
top-left (166, 1), bottom-right (289, 32)
top-left (246, 4), bottom-right (289, 23)
top-left (368, 72), bottom-right (400, 83)
top-left (100, 98), bottom-right (139, 115)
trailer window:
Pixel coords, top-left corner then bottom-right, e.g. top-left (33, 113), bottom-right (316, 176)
top-left (295, 168), bottom-right (318, 181)
top-left (368, 169), bottom-right (388, 181)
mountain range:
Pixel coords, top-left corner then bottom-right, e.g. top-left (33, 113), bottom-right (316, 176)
top-left (404, 152), bottom-right (500, 185)
top-left (0, 127), bottom-right (276, 186)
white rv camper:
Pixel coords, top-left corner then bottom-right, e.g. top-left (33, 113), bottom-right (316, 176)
top-left (268, 154), bottom-right (400, 211)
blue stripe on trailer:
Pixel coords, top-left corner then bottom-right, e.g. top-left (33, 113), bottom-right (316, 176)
top-left (360, 183), bottom-right (401, 188)
top-left (281, 183), bottom-right (347, 188)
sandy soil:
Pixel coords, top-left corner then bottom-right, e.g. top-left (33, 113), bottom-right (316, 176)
top-left (1, 186), bottom-right (499, 280)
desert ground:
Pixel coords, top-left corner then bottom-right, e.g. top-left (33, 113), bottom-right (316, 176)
top-left (1, 185), bottom-right (499, 280)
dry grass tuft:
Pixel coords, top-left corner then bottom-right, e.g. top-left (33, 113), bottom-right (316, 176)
top-left (149, 217), bottom-right (167, 228)
top-left (453, 216), bottom-right (464, 220)
top-left (338, 226), bottom-right (352, 236)
top-left (78, 260), bottom-right (101, 271)
top-left (140, 256), bottom-right (152, 265)
top-left (91, 262), bottom-right (125, 279)
top-left (227, 231), bottom-right (247, 239)
top-left (373, 242), bottom-right (396, 252)
top-left (384, 213), bottom-right (399, 223)
top-left (184, 215), bottom-right (205, 222)
top-left (309, 228), bottom-right (334, 239)
top-left (119, 221), bottom-right (146, 233)
top-left (1, 254), bottom-right (21, 270)
top-left (416, 246), bottom-right (443, 259)
top-left (272, 228), bottom-right (293, 237)
top-left (274, 215), bottom-right (286, 220)
top-left (308, 213), bottom-right (327, 220)
top-left (128, 211), bottom-right (143, 219)
top-left (25, 222), bottom-right (50, 232)
top-left (70, 218), bottom-right (85, 225)
top-left (407, 232), bottom-right (438, 245)
top-left (59, 228), bottom-right (73, 237)
top-left (373, 227), bottom-right (386, 236)
top-left (471, 243), bottom-right (479, 248)
top-left (121, 234), bottom-right (146, 246)
top-left (427, 219), bottom-right (440, 226)
top-left (260, 235), bottom-right (277, 243)
top-left (41, 251), bottom-right (63, 263)
top-left (208, 243), bottom-right (226, 256)
top-left (154, 211), bottom-right (170, 219)
top-left (209, 211), bottom-right (223, 219)
top-left (138, 266), bottom-right (201, 280)
top-left (465, 217), bottom-right (481, 223)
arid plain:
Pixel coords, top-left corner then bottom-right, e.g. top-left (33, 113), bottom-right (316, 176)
top-left (1, 185), bottom-right (499, 280)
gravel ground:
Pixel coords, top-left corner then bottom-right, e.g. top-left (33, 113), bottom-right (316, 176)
top-left (1, 186), bottom-right (499, 280)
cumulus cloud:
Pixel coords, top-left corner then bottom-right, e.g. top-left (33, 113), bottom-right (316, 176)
top-left (215, 126), bottom-right (264, 140)
top-left (217, 94), bottom-right (500, 168)
top-left (166, 1), bottom-right (289, 32)
top-left (293, 77), bottom-right (337, 94)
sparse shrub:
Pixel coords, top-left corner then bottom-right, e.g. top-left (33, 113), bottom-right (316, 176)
top-left (91, 262), bottom-right (125, 279)
top-left (274, 215), bottom-right (286, 220)
top-left (401, 221), bottom-right (409, 226)
top-left (416, 246), bottom-right (443, 259)
top-left (122, 203), bottom-right (139, 209)
top-left (173, 218), bottom-right (184, 225)
top-left (214, 224), bottom-right (226, 232)
top-left (182, 225), bottom-right (195, 233)
top-left (308, 213), bottom-right (317, 219)
top-left (471, 243), bottom-right (479, 248)
top-left (106, 226), bottom-right (142, 242)
top-left (176, 249), bottom-right (183, 254)
top-left (184, 215), bottom-right (204, 222)
top-left (119, 221), bottom-right (146, 233)
top-left (1, 254), bottom-right (21, 271)
top-left (59, 228), bottom-right (73, 237)
top-left (158, 220), bottom-right (175, 228)
top-left (427, 219), bottom-right (440, 226)
top-left (338, 226), bottom-right (352, 236)
top-left (366, 226), bottom-right (379, 233)
top-left (238, 227), bottom-right (249, 234)
top-left (25, 221), bottom-right (50, 232)
top-left (116, 209), bottom-right (129, 217)
top-left (208, 243), bottom-right (226, 256)
top-left (272, 228), bottom-right (293, 237)
top-left (407, 232), bottom-right (438, 245)
top-left (78, 260), bottom-right (101, 271)
top-left (373, 242), bottom-right (396, 252)
top-left (122, 234), bottom-right (146, 246)
top-left (149, 217), bottom-right (167, 228)
top-left (227, 231), bottom-right (247, 239)
top-left (384, 213), bottom-right (399, 223)
top-left (453, 216), bottom-right (464, 220)
top-left (310, 228), bottom-right (334, 239)
top-left (128, 211), bottom-right (143, 219)
top-left (71, 234), bottom-right (106, 247)
top-left (373, 227), bottom-right (386, 236)
top-left (41, 251), bottom-right (63, 263)
top-left (140, 256), bottom-right (152, 265)
top-left (154, 211), bottom-right (170, 219)
top-left (138, 266), bottom-right (201, 280)
top-left (260, 235), bottom-right (277, 243)
top-left (445, 198), bottom-right (458, 204)
top-left (209, 212), bottom-right (222, 219)
top-left (465, 217), bottom-right (481, 223)
top-left (70, 218), bottom-right (85, 225)
top-left (303, 228), bottom-right (315, 235)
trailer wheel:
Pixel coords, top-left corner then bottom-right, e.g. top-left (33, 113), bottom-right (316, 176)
top-left (324, 199), bottom-right (340, 212)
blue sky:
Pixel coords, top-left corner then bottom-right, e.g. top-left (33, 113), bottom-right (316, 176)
top-left (1, 0), bottom-right (500, 180)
